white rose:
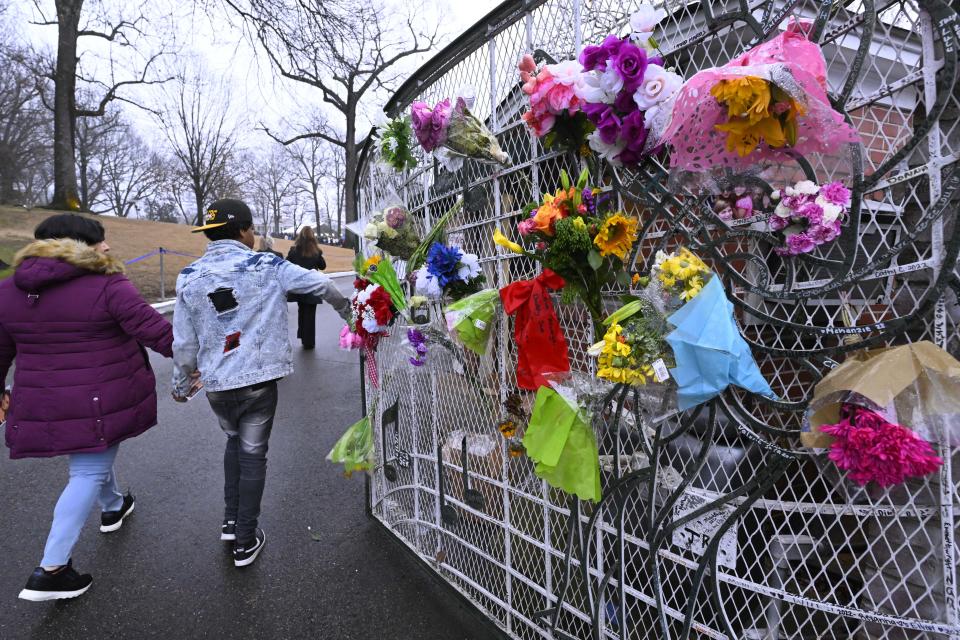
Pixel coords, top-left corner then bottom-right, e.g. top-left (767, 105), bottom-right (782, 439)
top-left (587, 129), bottom-right (626, 166)
top-left (784, 186), bottom-right (796, 197)
top-left (774, 202), bottom-right (793, 218)
top-left (363, 222), bottom-right (380, 240)
top-left (770, 190), bottom-right (781, 201)
top-left (629, 5), bottom-right (666, 35)
top-left (599, 66), bottom-right (624, 96)
top-left (795, 180), bottom-right (819, 195)
top-left (575, 71), bottom-right (616, 104)
top-left (547, 60), bottom-right (582, 86)
top-left (633, 65), bottom-right (683, 110)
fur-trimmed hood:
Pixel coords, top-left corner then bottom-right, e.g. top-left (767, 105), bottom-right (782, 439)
top-left (13, 239), bottom-right (125, 292)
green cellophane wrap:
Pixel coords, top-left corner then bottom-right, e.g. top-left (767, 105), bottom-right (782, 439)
top-left (444, 288), bottom-right (500, 356)
top-left (326, 416), bottom-right (373, 477)
top-left (522, 386), bottom-right (601, 502)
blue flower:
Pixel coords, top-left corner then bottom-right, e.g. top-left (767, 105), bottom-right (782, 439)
top-left (426, 242), bottom-right (463, 288)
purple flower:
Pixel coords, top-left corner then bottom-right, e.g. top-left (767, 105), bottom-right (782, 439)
top-left (613, 90), bottom-right (637, 114)
top-left (589, 105), bottom-right (623, 145)
top-left (410, 99), bottom-right (452, 152)
top-left (579, 35), bottom-right (623, 72)
top-left (797, 202), bottom-right (824, 225)
top-left (611, 41), bottom-right (648, 93)
top-left (619, 110), bottom-right (649, 162)
top-left (582, 188), bottom-right (596, 215)
top-left (385, 206), bottom-right (407, 229)
top-left (407, 328), bottom-right (428, 367)
top-left (821, 181), bottom-right (851, 206)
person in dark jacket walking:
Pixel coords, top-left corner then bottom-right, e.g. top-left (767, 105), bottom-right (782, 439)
top-left (0, 214), bottom-right (178, 602)
top-left (286, 226), bottom-right (326, 350)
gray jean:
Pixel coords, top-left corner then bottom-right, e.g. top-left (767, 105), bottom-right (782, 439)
top-left (206, 380), bottom-right (279, 545)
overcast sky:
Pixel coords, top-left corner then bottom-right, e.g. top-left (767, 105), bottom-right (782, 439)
top-left (17, 0), bottom-right (502, 147)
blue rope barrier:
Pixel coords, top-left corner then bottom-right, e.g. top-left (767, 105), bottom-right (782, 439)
top-left (123, 248), bottom-right (200, 265)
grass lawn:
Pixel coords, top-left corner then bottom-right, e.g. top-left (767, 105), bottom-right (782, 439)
top-left (0, 206), bottom-right (355, 300)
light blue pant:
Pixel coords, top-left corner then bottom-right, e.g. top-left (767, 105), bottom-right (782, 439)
top-left (41, 445), bottom-right (125, 566)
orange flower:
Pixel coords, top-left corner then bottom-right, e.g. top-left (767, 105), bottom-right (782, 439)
top-left (532, 200), bottom-right (566, 236)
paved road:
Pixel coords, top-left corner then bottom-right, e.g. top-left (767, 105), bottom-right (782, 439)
top-left (0, 287), bottom-right (490, 640)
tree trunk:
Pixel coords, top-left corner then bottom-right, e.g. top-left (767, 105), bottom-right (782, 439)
top-left (343, 119), bottom-right (357, 249)
top-left (194, 187), bottom-right (204, 226)
top-left (50, 0), bottom-right (83, 210)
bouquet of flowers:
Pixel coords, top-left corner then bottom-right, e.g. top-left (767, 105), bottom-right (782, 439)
top-left (820, 404), bottom-right (942, 487)
top-left (652, 248), bottom-right (711, 302)
top-left (341, 255), bottom-right (405, 351)
top-left (575, 6), bottom-right (682, 167)
top-left (410, 96), bottom-right (510, 167)
top-left (518, 56), bottom-right (595, 154)
top-left (659, 20), bottom-right (860, 190)
top-left (769, 179), bottom-right (851, 255)
top-left (362, 203), bottom-right (421, 260)
top-left (494, 168), bottom-right (638, 331)
top-left (377, 115), bottom-right (418, 172)
top-left (588, 298), bottom-right (670, 386)
top-left (413, 242), bottom-right (485, 300)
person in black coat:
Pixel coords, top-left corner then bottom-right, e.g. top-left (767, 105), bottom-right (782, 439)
top-left (286, 226), bottom-right (326, 349)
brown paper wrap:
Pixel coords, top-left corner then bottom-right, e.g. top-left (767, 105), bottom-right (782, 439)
top-left (802, 341), bottom-right (960, 448)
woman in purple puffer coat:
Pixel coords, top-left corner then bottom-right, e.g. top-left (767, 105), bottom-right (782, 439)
top-left (0, 214), bottom-right (174, 602)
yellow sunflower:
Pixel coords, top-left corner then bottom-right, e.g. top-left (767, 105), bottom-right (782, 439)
top-left (593, 213), bottom-right (639, 261)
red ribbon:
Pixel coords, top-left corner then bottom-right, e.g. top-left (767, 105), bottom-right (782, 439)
top-left (500, 269), bottom-right (571, 390)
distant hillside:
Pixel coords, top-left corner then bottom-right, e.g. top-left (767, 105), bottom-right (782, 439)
top-left (0, 207), bottom-right (354, 300)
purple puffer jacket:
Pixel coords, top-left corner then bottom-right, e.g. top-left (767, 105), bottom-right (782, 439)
top-left (0, 239), bottom-right (173, 459)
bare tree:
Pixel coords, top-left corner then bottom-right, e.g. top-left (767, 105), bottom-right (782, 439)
top-left (158, 71), bottom-right (241, 225)
top-left (99, 126), bottom-right (164, 218)
top-left (27, 0), bottom-right (172, 210)
top-left (248, 145), bottom-right (299, 236)
top-left (0, 44), bottom-right (52, 206)
top-left (74, 102), bottom-right (121, 211)
top-left (224, 0), bottom-right (438, 237)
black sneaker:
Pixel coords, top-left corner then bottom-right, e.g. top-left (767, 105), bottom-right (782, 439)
top-left (18, 560), bottom-right (92, 602)
top-left (100, 493), bottom-right (135, 533)
top-left (233, 528), bottom-right (266, 567)
top-left (221, 520), bottom-right (236, 542)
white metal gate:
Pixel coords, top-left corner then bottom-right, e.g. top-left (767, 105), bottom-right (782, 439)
top-left (355, 1), bottom-right (960, 638)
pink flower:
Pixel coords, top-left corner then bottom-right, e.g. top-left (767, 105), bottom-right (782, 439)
top-left (535, 241), bottom-right (547, 251)
top-left (518, 54), bottom-right (536, 74)
top-left (820, 181), bottom-right (851, 207)
top-left (768, 215), bottom-right (789, 231)
top-left (410, 99), bottom-right (452, 152)
top-left (339, 325), bottom-right (364, 350)
top-left (821, 405), bottom-right (942, 487)
top-left (797, 202), bottom-right (824, 225)
top-left (522, 109), bottom-right (556, 137)
top-left (517, 218), bottom-right (538, 236)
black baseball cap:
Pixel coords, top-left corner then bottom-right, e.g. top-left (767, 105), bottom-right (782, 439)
top-left (192, 198), bottom-right (254, 233)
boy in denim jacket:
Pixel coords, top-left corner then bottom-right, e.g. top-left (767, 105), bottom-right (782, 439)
top-left (172, 199), bottom-right (350, 567)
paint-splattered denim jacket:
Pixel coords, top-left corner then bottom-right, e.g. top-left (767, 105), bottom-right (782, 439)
top-left (172, 240), bottom-right (350, 395)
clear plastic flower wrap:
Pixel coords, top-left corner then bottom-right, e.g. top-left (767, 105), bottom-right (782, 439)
top-left (411, 93), bottom-right (511, 168)
top-left (352, 191), bottom-right (421, 261)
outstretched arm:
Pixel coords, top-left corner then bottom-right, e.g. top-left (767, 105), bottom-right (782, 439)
top-left (104, 276), bottom-right (174, 357)
top-left (276, 260), bottom-right (351, 322)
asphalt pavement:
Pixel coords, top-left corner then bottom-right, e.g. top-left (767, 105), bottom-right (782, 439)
top-left (0, 288), bottom-right (491, 640)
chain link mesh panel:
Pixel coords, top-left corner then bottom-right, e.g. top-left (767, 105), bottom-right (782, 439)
top-left (356, 0), bottom-right (960, 638)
